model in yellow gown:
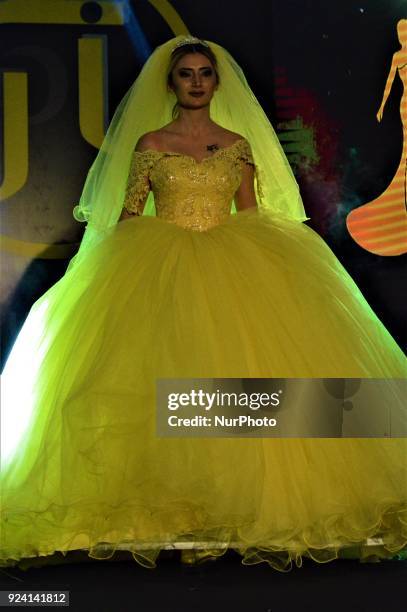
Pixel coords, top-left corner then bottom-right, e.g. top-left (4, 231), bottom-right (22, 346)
top-left (1, 137), bottom-right (406, 571)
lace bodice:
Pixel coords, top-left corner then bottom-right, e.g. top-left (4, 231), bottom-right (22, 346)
top-left (124, 138), bottom-right (255, 231)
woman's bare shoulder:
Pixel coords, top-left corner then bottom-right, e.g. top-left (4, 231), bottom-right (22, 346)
top-left (220, 128), bottom-right (246, 144)
top-left (206, 124), bottom-right (245, 146)
top-left (136, 126), bottom-right (187, 152)
top-left (134, 131), bottom-right (163, 153)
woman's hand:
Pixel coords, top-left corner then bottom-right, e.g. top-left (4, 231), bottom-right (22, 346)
top-left (376, 104), bottom-right (385, 122)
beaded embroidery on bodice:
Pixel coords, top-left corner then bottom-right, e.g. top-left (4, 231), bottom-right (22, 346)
top-left (124, 138), bottom-right (255, 231)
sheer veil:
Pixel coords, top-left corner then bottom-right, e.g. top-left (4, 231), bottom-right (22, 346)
top-left (69, 35), bottom-right (309, 271)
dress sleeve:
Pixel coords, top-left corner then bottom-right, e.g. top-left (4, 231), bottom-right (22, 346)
top-left (235, 138), bottom-right (265, 201)
top-left (235, 139), bottom-right (255, 166)
top-left (123, 151), bottom-right (158, 215)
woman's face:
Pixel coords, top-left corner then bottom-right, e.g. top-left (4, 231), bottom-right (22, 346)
top-left (169, 52), bottom-right (218, 109)
top-left (397, 20), bottom-right (406, 46)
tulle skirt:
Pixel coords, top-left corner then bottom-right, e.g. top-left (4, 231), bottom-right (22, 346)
top-left (1, 208), bottom-right (406, 571)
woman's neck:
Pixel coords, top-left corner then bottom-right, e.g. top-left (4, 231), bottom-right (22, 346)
top-left (172, 107), bottom-right (215, 138)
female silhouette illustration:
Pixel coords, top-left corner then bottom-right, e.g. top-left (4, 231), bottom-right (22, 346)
top-left (347, 18), bottom-right (407, 255)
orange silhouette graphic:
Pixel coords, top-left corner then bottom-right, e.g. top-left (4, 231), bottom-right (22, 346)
top-left (346, 19), bottom-right (407, 256)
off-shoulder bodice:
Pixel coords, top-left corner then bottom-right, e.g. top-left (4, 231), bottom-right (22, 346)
top-left (124, 138), bottom-right (255, 231)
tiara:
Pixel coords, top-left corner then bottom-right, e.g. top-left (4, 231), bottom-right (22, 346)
top-left (172, 36), bottom-right (209, 51)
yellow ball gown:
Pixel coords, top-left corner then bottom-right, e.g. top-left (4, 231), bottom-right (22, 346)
top-left (1, 138), bottom-right (406, 572)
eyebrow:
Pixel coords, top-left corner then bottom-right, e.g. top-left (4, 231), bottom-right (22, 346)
top-left (177, 66), bottom-right (213, 71)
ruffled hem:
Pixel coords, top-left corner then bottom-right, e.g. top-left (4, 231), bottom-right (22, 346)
top-left (6, 543), bottom-right (407, 573)
top-left (2, 498), bottom-right (406, 572)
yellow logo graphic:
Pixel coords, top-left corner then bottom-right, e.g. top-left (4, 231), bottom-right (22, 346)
top-left (0, 0), bottom-right (188, 258)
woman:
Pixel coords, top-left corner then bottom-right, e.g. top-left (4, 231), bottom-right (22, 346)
top-left (1, 35), bottom-right (406, 572)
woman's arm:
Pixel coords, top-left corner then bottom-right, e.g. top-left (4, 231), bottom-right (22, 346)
top-left (235, 162), bottom-right (258, 211)
top-left (119, 133), bottom-right (156, 221)
top-left (377, 54), bottom-right (398, 122)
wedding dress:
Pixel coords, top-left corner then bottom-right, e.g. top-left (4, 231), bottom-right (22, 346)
top-left (1, 137), bottom-right (406, 571)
